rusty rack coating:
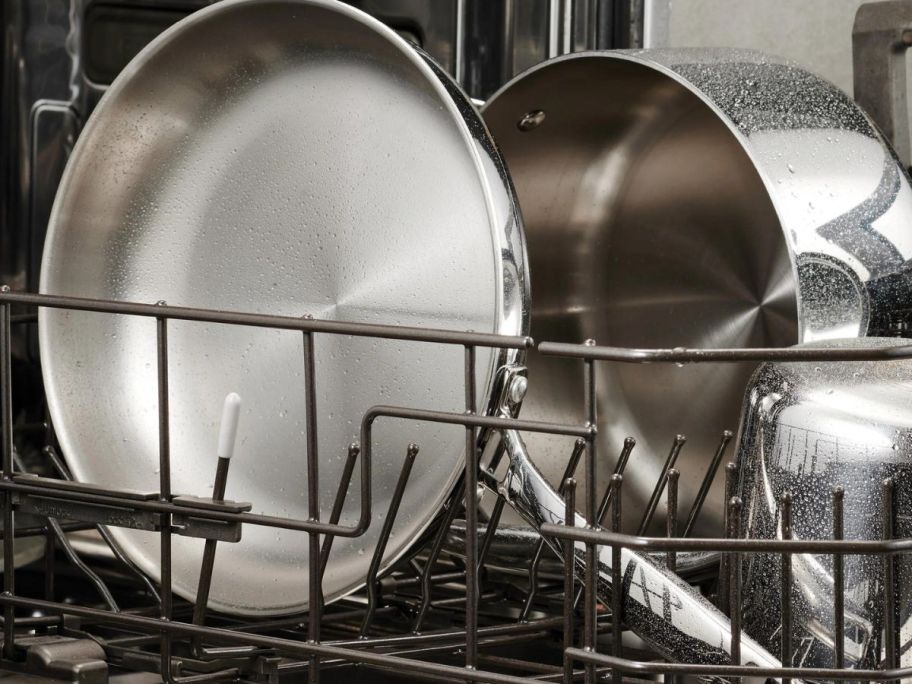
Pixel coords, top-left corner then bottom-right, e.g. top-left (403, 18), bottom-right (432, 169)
top-left (2, 290), bottom-right (912, 684)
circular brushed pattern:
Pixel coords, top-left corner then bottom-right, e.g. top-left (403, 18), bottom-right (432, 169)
top-left (40, 0), bottom-right (526, 615)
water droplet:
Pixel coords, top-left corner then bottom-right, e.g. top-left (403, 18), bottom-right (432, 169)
top-left (672, 346), bottom-right (686, 367)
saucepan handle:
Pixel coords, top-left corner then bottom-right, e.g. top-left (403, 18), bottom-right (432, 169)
top-left (495, 427), bottom-right (787, 682)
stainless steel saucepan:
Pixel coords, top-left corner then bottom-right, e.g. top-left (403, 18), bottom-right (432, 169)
top-left (482, 48), bottom-right (912, 536)
top-left (738, 338), bottom-right (912, 672)
top-left (39, 0), bottom-right (781, 672)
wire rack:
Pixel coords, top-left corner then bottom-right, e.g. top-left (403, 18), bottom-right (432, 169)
top-left (1, 288), bottom-right (912, 684)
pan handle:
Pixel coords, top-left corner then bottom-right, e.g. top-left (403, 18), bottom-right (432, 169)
top-left (494, 426), bottom-right (786, 681)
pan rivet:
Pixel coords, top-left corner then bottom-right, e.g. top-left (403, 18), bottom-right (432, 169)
top-left (508, 376), bottom-right (528, 403)
top-left (517, 109), bottom-right (546, 132)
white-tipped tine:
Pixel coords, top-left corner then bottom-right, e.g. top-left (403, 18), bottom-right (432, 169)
top-left (217, 392), bottom-right (242, 460)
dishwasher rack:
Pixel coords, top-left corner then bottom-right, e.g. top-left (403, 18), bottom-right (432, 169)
top-left (1, 288), bottom-right (912, 684)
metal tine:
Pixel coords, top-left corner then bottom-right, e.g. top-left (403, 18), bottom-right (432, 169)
top-left (359, 444), bottom-right (420, 637)
top-left (155, 309), bottom-right (176, 684)
top-left (780, 492), bottom-right (793, 684)
top-left (192, 394), bottom-right (241, 655)
top-left (51, 517), bottom-right (119, 611)
top-left (572, 437), bottom-right (636, 609)
top-left (44, 527), bottom-right (55, 603)
top-left (464, 342), bottom-right (480, 677)
top-left (0, 290), bottom-right (14, 659)
top-left (319, 443), bottom-right (361, 579)
top-left (665, 466), bottom-right (678, 684)
top-left (682, 430), bottom-right (733, 537)
top-left (519, 438), bottom-right (585, 622)
top-left (470, 407), bottom-right (513, 535)
top-left (636, 434), bottom-right (686, 536)
top-left (729, 496), bottom-right (743, 684)
top-left (562, 478), bottom-right (576, 684)
top-left (663, 468), bottom-right (681, 684)
top-left (302, 323), bottom-right (321, 684)
top-left (718, 462), bottom-right (738, 615)
top-left (41, 445), bottom-right (161, 605)
top-left (11, 451), bottom-right (118, 611)
top-left (610, 474), bottom-right (623, 684)
top-left (883, 477), bottom-right (898, 683)
top-left (412, 478), bottom-right (466, 633)
top-left (596, 437), bottom-right (637, 527)
top-left (40, 443), bottom-right (70, 479)
top-left (477, 495), bottom-right (505, 572)
top-left (833, 486), bottom-right (845, 671)
top-left (582, 350), bottom-right (597, 684)
top-left (666, 469), bottom-right (679, 573)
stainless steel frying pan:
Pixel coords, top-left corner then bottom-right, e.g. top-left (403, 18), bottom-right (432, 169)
top-left (482, 48), bottom-right (912, 536)
top-left (40, 0), bottom-right (528, 616)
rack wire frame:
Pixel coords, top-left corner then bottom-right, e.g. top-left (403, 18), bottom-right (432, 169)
top-left (2, 289), bottom-right (912, 684)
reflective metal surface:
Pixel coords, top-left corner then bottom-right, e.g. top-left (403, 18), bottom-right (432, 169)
top-left (463, 0), bottom-right (640, 99)
top-left (40, 0), bottom-right (528, 616)
top-left (482, 48), bottom-right (912, 536)
top-left (343, 0), bottom-right (462, 81)
top-left (445, 520), bottom-right (720, 579)
top-left (738, 337), bottom-right (912, 671)
top-left (1, 0), bottom-right (207, 312)
top-left (852, 0), bottom-right (912, 167)
top-left (496, 427), bottom-right (784, 678)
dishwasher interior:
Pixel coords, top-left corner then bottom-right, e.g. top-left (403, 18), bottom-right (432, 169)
top-left (4, 1), bottom-right (912, 683)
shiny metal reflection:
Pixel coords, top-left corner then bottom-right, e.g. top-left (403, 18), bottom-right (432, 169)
top-left (445, 520), bottom-right (719, 579)
top-left (483, 48), bottom-right (912, 536)
top-left (738, 338), bottom-right (912, 671)
top-left (39, 0), bottom-right (528, 616)
top-left (498, 427), bottom-right (784, 679)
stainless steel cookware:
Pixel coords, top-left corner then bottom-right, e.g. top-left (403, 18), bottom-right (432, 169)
top-left (494, 424), bottom-right (784, 678)
top-left (482, 48), bottom-right (912, 536)
top-left (39, 3), bottom-right (789, 669)
top-left (40, 0), bottom-right (528, 616)
top-left (738, 337), bottom-right (912, 671)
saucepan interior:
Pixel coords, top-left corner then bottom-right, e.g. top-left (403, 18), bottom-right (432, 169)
top-left (483, 53), bottom-right (798, 535)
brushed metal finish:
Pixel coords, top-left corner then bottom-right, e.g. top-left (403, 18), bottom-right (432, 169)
top-left (483, 48), bottom-right (912, 536)
top-left (39, 0), bottom-right (528, 616)
top-left (738, 337), bottom-right (912, 671)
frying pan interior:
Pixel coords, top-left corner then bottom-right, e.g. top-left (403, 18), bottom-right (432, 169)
top-left (40, 0), bottom-right (525, 615)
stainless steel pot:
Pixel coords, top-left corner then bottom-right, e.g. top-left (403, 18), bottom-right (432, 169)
top-left (482, 48), bottom-right (912, 536)
top-left (738, 338), bottom-right (912, 671)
